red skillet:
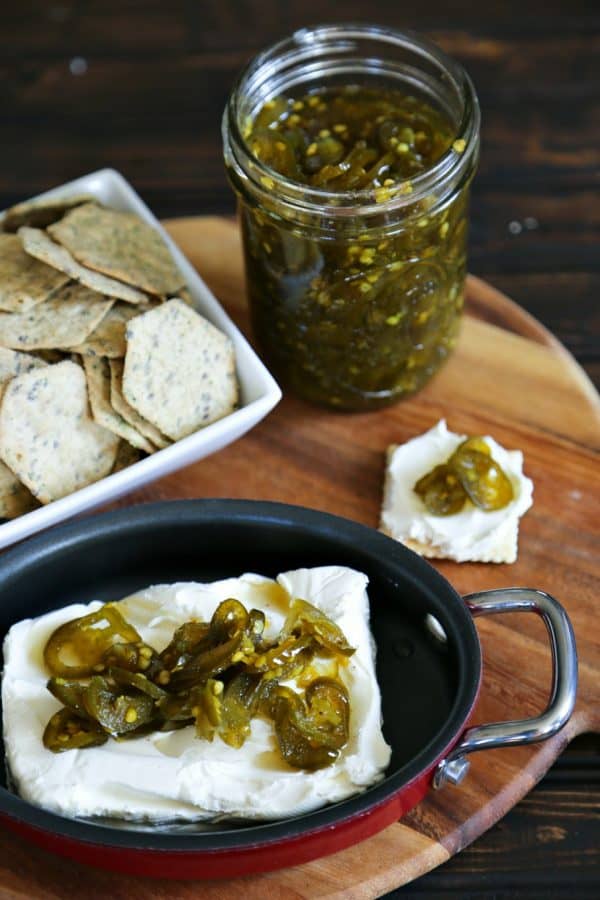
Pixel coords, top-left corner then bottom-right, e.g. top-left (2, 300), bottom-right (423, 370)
top-left (0, 500), bottom-right (577, 878)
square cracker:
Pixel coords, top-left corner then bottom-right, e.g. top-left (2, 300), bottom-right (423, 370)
top-left (49, 203), bottom-right (184, 296)
top-left (0, 283), bottom-right (113, 350)
top-left (122, 299), bottom-right (238, 441)
top-left (0, 360), bottom-right (119, 503)
top-left (109, 359), bottom-right (170, 449)
top-left (0, 234), bottom-right (69, 313)
top-left (83, 355), bottom-right (155, 454)
top-left (69, 300), bottom-right (155, 359)
top-left (2, 193), bottom-right (94, 233)
top-left (20, 227), bottom-right (149, 305)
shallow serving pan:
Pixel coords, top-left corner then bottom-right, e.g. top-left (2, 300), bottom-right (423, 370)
top-left (0, 172), bottom-right (281, 550)
top-left (0, 500), bottom-right (577, 879)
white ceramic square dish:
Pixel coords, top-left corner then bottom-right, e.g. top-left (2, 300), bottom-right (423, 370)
top-left (0, 168), bottom-right (281, 550)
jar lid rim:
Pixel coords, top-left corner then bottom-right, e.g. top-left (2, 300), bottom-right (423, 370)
top-left (224, 23), bottom-right (480, 216)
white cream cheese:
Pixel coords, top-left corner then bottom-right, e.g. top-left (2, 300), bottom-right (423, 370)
top-left (380, 420), bottom-right (533, 563)
top-left (2, 566), bottom-right (391, 823)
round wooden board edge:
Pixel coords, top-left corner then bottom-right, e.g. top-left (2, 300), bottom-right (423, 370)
top-left (0, 216), bottom-right (594, 900)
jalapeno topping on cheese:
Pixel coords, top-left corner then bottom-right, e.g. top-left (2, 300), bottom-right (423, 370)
top-left (42, 598), bottom-right (355, 769)
top-left (414, 436), bottom-right (515, 515)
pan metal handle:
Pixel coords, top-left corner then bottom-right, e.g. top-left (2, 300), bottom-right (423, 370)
top-left (433, 588), bottom-right (578, 789)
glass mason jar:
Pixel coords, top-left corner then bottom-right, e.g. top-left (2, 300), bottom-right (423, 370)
top-left (223, 24), bottom-right (480, 410)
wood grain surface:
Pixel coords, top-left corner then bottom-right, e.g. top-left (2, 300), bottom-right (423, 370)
top-left (1, 4), bottom-right (598, 893)
top-left (0, 216), bottom-right (596, 899)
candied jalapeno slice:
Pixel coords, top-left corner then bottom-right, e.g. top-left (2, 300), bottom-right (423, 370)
top-left (168, 601), bottom-right (262, 691)
top-left (450, 448), bottom-right (514, 511)
top-left (250, 128), bottom-right (303, 182)
top-left (283, 598), bottom-right (355, 657)
top-left (246, 634), bottom-right (315, 681)
top-left (191, 678), bottom-right (224, 742)
top-left (43, 604), bottom-right (141, 679)
top-left (157, 680), bottom-right (225, 740)
top-left (414, 463), bottom-right (467, 515)
top-left (246, 608), bottom-right (266, 645)
top-left (168, 632), bottom-right (244, 691)
top-left (83, 676), bottom-right (157, 737)
top-left (414, 436), bottom-right (514, 514)
top-left (158, 621), bottom-right (210, 671)
top-left (108, 667), bottom-right (168, 702)
top-left (219, 671), bottom-right (264, 749)
top-left (456, 436), bottom-right (491, 457)
top-left (210, 599), bottom-right (249, 641)
top-left (156, 692), bottom-right (195, 729)
top-left (43, 707), bottom-right (108, 753)
top-left (46, 676), bottom-right (90, 717)
top-left (267, 677), bottom-right (350, 770)
top-left (103, 640), bottom-right (162, 679)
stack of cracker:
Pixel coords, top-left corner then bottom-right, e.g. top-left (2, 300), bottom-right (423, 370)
top-left (0, 196), bottom-right (238, 519)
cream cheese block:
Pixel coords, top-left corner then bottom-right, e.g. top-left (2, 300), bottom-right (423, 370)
top-left (2, 566), bottom-right (391, 823)
top-left (380, 420), bottom-right (533, 563)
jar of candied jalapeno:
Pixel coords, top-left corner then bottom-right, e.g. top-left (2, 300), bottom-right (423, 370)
top-left (223, 25), bottom-right (480, 410)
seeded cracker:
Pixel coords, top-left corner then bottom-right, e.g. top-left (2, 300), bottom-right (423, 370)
top-left (0, 347), bottom-right (47, 384)
top-left (0, 234), bottom-right (69, 313)
top-left (109, 359), bottom-right (170, 449)
top-left (123, 300), bottom-right (238, 441)
top-left (0, 346), bottom-right (46, 514)
top-left (48, 203), bottom-right (184, 296)
top-left (1, 193), bottom-right (94, 233)
top-left (83, 355), bottom-right (155, 453)
top-left (0, 283), bottom-right (113, 350)
top-left (0, 462), bottom-right (38, 518)
top-left (0, 360), bottom-right (119, 503)
top-left (70, 300), bottom-right (155, 358)
top-left (19, 227), bottom-right (149, 305)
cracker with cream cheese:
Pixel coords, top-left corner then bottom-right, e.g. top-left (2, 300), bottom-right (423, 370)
top-left (380, 420), bottom-right (533, 564)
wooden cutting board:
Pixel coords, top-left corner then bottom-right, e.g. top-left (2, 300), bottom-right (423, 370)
top-left (0, 217), bottom-right (598, 900)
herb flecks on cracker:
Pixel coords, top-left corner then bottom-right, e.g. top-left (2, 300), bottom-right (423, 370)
top-left (123, 299), bottom-right (238, 441)
top-left (0, 192), bottom-right (241, 519)
top-left (0, 360), bottom-right (119, 504)
top-left (0, 234), bottom-right (69, 314)
top-left (83, 355), bottom-right (156, 454)
top-left (69, 300), bottom-right (156, 359)
top-left (109, 358), bottom-right (170, 449)
top-left (0, 283), bottom-right (113, 350)
top-left (0, 347), bottom-right (47, 384)
top-left (49, 203), bottom-right (184, 296)
top-left (2, 194), bottom-right (94, 233)
top-left (19, 227), bottom-right (150, 305)
top-left (0, 461), bottom-right (38, 519)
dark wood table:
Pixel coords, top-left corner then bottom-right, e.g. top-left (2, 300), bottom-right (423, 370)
top-left (1, 3), bottom-right (598, 896)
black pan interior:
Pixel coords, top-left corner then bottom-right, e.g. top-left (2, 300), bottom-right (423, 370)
top-left (0, 500), bottom-right (480, 850)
